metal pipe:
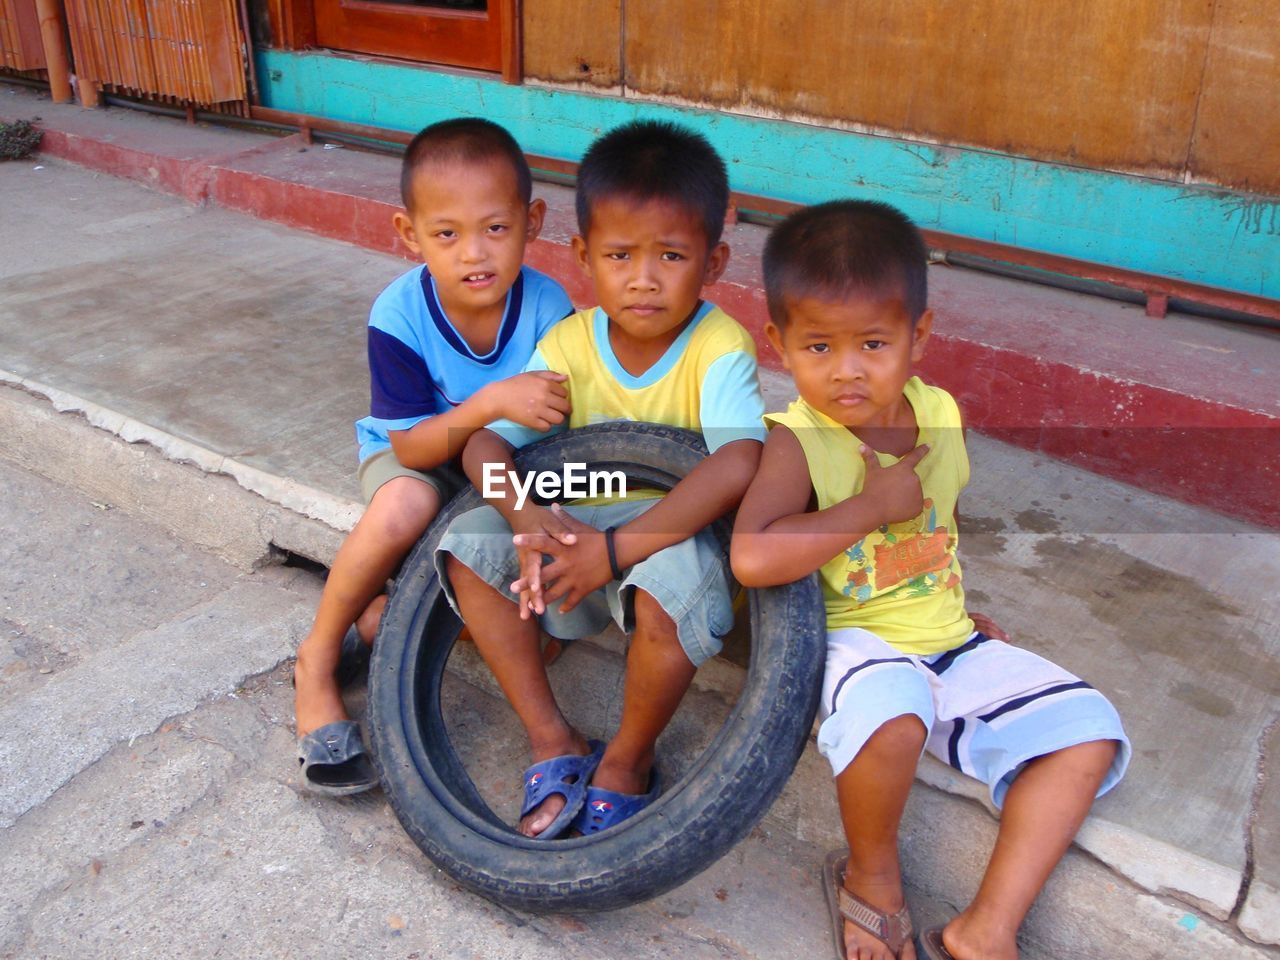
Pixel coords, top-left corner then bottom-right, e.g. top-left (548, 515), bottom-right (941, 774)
top-left (940, 251), bottom-right (1280, 332)
top-left (250, 105), bottom-right (411, 147)
top-left (1, 75), bottom-right (49, 91)
top-left (33, 0), bottom-right (71, 103)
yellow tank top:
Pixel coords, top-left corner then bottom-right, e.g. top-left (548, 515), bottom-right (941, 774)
top-left (764, 378), bottom-right (974, 655)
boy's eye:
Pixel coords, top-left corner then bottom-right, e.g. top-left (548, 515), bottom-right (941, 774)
top-left (862, 340), bottom-right (885, 351)
top-left (435, 230), bottom-right (456, 240)
top-left (660, 251), bottom-right (684, 262)
top-left (487, 223), bottom-right (509, 234)
top-left (807, 343), bottom-right (830, 354)
top-left (605, 252), bottom-right (629, 261)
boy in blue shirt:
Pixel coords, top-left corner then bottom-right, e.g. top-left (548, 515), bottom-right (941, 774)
top-left (733, 201), bottom-right (1128, 960)
top-left (294, 118), bottom-right (574, 795)
top-left (436, 121), bottom-right (766, 839)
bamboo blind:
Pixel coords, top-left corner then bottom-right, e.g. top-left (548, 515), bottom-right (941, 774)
top-left (64, 0), bottom-right (246, 106)
top-left (0, 0), bottom-right (44, 71)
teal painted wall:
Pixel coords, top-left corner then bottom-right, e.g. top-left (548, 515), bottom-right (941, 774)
top-left (257, 50), bottom-right (1279, 301)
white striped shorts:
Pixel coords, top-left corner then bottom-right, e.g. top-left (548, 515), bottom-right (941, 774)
top-left (818, 628), bottom-right (1130, 808)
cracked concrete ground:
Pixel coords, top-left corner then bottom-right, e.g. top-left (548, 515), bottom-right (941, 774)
top-left (2, 156), bottom-right (1278, 957)
top-left (1241, 716), bottom-right (1280, 942)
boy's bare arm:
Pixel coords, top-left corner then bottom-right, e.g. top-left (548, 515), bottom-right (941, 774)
top-left (612, 438), bottom-right (761, 567)
top-left (388, 371), bottom-right (569, 471)
top-left (731, 426), bottom-right (928, 587)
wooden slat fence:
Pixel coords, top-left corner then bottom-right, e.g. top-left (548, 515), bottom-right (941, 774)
top-left (64, 0), bottom-right (246, 107)
top-left (0, 0), bottom-right (45, 71)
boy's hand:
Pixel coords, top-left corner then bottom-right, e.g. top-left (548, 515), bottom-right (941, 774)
top-left (858, 442), bottom-right (929, 526)
top-left (510, 504), bottom-right (578, 619)
top-left (482, 371), bottom-right (571, 431)
top-left (511, 504), bottom-right (612, 615)
top-left (969, 611), bottom-right (1010, 641)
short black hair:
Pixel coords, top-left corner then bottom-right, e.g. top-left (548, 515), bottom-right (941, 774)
top-left (576, 120), bottom-right (729, 247)
top-left (763, 200), bottom-right (929, 327)
top-left (400, 118), bottom-right (532, 209)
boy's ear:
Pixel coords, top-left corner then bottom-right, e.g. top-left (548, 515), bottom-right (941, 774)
top-left (571, 234), bottom-right (591, 276)
top-left (702, 241), bottom-right (730, 287)
top-left (393, 209), bottom-right (422, 257)
top-left (764, 321), bottom-right (789, 370)
top-left (910, 308), bottom-right (934, 363)
top-left (526, 198), bottom-right (547, 242)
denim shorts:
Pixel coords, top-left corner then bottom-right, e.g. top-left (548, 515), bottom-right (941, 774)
top-left (435, 498), bottom-right (733, 667)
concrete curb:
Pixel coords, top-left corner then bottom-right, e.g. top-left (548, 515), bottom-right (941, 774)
top-left (0, 378), bottom-right (347, 571)
top-left (0, 368), bottom-right (362, 545)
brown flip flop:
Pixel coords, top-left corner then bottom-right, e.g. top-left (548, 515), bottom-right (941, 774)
top-left (916, 927), bottom-right (957, 959)
top-left (822, 849), bottom-right (914, 959)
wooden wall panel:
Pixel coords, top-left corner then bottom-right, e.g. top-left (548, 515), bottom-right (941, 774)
top-left (523, 0), bottom-right (620, 87)
top-left (622, 0), bottom-right (1214, 178)
top-left (265, 0), bottom-right (316, 50)
top-left (1187, 0), bottom-right (1280, 193)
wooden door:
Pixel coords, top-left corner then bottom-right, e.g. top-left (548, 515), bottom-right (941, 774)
top-left (313, 0), bottom-right (517, 78)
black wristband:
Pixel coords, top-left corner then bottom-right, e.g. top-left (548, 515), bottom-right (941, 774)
top-left (604, 525), bottom-right (623, 581)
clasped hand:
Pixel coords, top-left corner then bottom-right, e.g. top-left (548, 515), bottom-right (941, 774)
top-left (510, 504), bottom-right (612, 619)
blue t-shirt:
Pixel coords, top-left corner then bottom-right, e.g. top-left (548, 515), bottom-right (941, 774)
top-left (355, 264), bottom-right (574, 462)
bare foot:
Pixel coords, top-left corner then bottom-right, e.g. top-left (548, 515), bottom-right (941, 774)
top-left (590, 752), bottom-right (652, 797)
top-left (839, 869), bottom-right (917, 960)
top-left (293, 651), bottom-right (349, 738)
top-left (518, 730), bottom-right (591, 837)
top-left (940, 909), bottom-right (1019, 960)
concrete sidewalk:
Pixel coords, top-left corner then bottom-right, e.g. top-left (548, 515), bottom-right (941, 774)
top-left (1, 142), bottom-right (1278, 955)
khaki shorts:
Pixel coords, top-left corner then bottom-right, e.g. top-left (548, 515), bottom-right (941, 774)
top-left (356, 448), bottom-right (468, 505)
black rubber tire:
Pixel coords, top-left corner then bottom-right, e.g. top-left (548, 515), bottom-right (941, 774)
top-left (367, 421), bottom-right (825, 913)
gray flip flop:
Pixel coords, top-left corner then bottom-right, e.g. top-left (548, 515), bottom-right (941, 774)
top-left (297, 720), bottom-right (377, 795)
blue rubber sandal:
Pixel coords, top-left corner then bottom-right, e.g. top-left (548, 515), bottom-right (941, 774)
top-left (570, 769), bottom-right (662, 835)
top-left (520, 740), bottom-right (605, 840)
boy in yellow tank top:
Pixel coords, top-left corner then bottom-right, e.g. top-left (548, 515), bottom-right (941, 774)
top-left (732, 201), bottom-right (1129, 960)
top-left (436, 121), bottom-right (766, 840)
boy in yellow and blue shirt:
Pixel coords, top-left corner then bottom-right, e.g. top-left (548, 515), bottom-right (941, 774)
top-left (437, 120), bottom-right (765, 840)
top-left (732, 200), bottom-right (1129, 960)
